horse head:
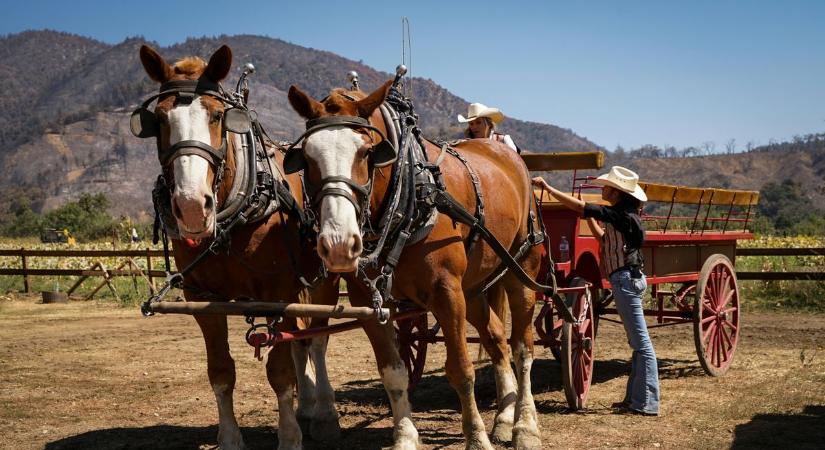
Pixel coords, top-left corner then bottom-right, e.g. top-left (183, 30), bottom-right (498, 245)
top-left (136, 45), bottom-right (239, 240)
top-left (286, 81), bottom-right (394, 272)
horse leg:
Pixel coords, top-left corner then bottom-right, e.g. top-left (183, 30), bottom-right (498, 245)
top-left (466, 284), bottom-right (518, 444)
top-left (267, 338), bottom-right (302, 450)
top-left (194, 314), bottom-right (246, 450)
top-left (306, 334), bottom-right (341, 442)
top-left (302, 278), bottom-right (342, 442)
top-left (349, 282), bottom-right (419, 450)
top-left (431, 279), bottom-right (494, 450)
top-left (504, 276), bottom-right (542, 450)
top-left (291, 339), bottom-right (316, 431)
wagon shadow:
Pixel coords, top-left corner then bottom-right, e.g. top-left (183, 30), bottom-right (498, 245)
top-left (731, 404), bottom-right (825, 449)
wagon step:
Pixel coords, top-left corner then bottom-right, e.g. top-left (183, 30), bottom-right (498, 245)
top-left (146, 301), bottom-right (389, 320)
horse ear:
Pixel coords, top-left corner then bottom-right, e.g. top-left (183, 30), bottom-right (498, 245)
top-left (288, 85), bottom-right (324, 120)
top-left (355, 80), bottom-right (393, 118)
top-left (139, 45), bottom-right (173, 83)
top-left (203, 45), bottom-right (233, 83)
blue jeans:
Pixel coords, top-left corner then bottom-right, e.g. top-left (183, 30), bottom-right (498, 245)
top-left (610, 270), bottom-right (660, 415)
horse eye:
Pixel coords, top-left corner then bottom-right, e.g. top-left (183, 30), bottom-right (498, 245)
top-left (211, 111), bottom-right (223, 123)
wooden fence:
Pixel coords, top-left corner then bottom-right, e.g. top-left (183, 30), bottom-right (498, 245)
top-left (0, 247), bottom-right (822, 296)
top-left (0, 248), bottom-right (171, 295)
top-left (735, 247), bottom-right (825, 281)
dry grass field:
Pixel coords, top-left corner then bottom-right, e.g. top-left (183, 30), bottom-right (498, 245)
top-left (1, 293), bottom-right (824, 450)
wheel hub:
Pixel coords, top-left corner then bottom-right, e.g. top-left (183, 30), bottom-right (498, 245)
top-left (582, 337), bottom-right (592, 351)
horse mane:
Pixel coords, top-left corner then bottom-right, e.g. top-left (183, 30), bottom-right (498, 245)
top-left (322, 88), bottom-right (365, 114)
top-left (173, 57), bottom-right (206, 76)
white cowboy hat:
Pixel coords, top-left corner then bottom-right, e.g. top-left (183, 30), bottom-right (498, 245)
top-left (457, 103), bottom-right (504, 125)
top-left (592, 166), bottom-right (648, 202)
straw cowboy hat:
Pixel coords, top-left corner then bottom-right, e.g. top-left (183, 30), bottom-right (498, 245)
top-left (457, 103), bottom-right (504, 125)
top-left (592, 166), bottom-right (648, 202)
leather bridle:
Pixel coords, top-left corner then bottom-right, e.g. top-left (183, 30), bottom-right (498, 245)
top-left (282, 115), bottom-right (397, 226)
top-left (130, 79), bottom-right (251, 169)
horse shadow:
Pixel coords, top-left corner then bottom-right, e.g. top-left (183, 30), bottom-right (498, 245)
top-left (337, 355), bottom-right (704, 415)
top-left (731, 404), bottom-right (825, 449)
top-left (44, 423), bottom-right (402, 450)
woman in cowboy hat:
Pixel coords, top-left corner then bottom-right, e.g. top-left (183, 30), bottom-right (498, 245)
top-left (532, 166), bottom-right (660, 416)
top-left (458, 102), bottom-right (519, 152)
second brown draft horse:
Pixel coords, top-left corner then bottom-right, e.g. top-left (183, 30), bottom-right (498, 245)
top-left (287, 81), bottom-right (543, 450)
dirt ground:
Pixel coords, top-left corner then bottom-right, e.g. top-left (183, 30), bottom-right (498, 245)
top-left (1, 294), bottom-right (824, 450)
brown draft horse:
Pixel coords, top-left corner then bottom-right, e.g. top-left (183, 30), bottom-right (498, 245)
top-left (288, 82), bottom-right (543, 450)
top-left (137, 45), bottom-right (341, 450)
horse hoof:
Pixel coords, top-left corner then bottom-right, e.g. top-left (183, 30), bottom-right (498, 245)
top-left (310, 415), bottom-right (341, 443)
top-left (465, 432), bottom-right (494, 450)
top-left (513, 427), bottom-right (542, 450)
top-left (490, 421), bottom-right (513, 444)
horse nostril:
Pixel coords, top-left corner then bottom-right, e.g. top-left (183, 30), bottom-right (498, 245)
top-left (204, 194), bottom-right (215, 211)
top-left (349, 235), bottom-right (363, 258)
top-left (318, 235), bottom-right (332, 259)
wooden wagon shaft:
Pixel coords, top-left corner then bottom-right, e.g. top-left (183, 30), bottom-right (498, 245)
top-left (147, 301), bottom-right (385, 319)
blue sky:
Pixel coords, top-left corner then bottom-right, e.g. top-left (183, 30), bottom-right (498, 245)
top-left (2, 0), bottom-right (824, 150)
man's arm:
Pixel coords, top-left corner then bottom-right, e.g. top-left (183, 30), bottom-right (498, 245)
top-left (531, 177), bottom-right (586, 214)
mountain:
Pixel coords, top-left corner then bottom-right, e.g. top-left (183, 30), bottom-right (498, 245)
top-left (1, 30), bottom-right (822, 226)
top-left (0, 31), bottom-right (600, 219)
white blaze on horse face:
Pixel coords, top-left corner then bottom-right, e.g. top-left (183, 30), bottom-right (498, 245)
top-left (304, 128), bottom-right (365, 272)
top-left (168, 97), bottom-right (216, 238)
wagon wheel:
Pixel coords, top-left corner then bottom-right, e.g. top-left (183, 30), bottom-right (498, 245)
top-left (395, 312), bottom-right (429, 393)
top-left (693, 254), bottom-right (740, 377)
top-left (561, 277), bottom-right (596, 410)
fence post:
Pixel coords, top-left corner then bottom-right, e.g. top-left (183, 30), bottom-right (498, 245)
top-left (20, 248), bottom-right (30, 293)
top-left (146, 248), bottom-right (155, 295)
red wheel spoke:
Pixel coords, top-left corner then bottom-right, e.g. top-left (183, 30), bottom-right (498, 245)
top-left (702, 320), bottom-right (717, 344)
top-left (718, 289), bottom-right (736, 311)
top-left (719, 325), bottom-right (732, 355)
top-left (701, 315), bottom-right (717, 325)
top-left (717, 326), bottom-right (728, 364)
top-left (702, 302), bottom-right (717, 316)
top-left (721, 319), bottom-right (738, 333)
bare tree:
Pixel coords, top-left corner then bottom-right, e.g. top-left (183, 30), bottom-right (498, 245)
top-left (701, 141), bottom-right (716, 155)
top-left (725, 138), bottom-right (736, 154)
top-left (745, 140), bottom-right (755, 152)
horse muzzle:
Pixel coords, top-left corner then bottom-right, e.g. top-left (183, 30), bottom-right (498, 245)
top-left (172, 192), bottom-right (216, 239)
top-left (317, 232), bottom-right (362, 273)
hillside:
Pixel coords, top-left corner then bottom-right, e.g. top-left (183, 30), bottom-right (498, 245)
top-left (0, 30), bottom-right (822, 226)
top-left (0, 31), bottom-right (600, 218)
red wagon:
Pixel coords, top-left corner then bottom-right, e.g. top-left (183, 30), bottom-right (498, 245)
top-left (523, 151), bottom-right (760, 409)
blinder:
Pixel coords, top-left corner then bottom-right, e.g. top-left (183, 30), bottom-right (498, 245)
top-left (129, 79), bottom-right (251, 167)
top-left (224, 108), bottom-right (251, 134)
top-left (130, 107), bottom-right (159, 138)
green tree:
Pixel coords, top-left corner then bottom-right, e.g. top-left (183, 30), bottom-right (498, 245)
top-left (1, 199), bottom-right (43, 237)
top-left (43, 193), bottom-right (118, 241)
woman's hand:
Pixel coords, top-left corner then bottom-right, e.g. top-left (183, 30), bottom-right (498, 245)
top-left (531, 177), bottom-right (550, 190)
